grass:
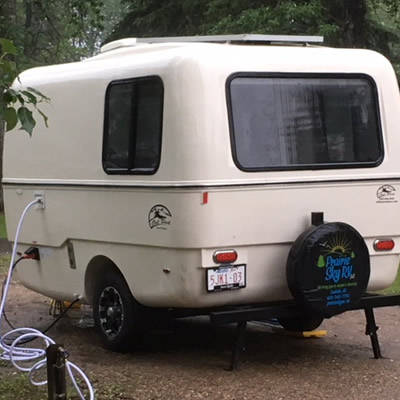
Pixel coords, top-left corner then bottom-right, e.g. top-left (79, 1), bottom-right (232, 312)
top-left (0, 255), bottom-right (11, 274)
top-left (0, 375), bottom-right (47, 400)
top-left (380, 267), bottom-right (400, 295)
top-left (0, 372), bottom-right (130, 400)
top-left (0, 213), bottom-right (7, 239)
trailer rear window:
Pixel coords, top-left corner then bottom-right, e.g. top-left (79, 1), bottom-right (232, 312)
top-left (103, 76), bottom-right (163, 174)
top-left (228, 74), bottom-right (383, 171)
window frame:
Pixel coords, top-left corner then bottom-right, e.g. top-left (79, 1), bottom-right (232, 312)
top-left (102, 75), bottom-right (164, 175)
top-left (226, 72), bottom-right (384, 172)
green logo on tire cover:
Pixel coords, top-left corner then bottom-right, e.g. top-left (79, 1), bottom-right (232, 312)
top-left (316, 235), bottom-right (356, 284)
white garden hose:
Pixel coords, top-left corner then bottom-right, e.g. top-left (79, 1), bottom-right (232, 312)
top-left (0, 198), bottom-right (95, 400)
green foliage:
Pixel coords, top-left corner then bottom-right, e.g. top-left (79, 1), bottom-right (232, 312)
top-left (0, 213), bottom-right (7, 239)
top-left (108, 0), bottom-right (400, 77)
top-left (0, 0), bottom-right (106, 69)
top-left (0, 255), bottom-right (11, 275)
top-left (0, 39), bottom-right (49, 135)
top-left (0, 374), bottom-right (47, 400)
top-left (0, 370), bottom-right (133, 400)
top-left (107, 0), bottom-right (332, 38)
top-left (380, 267), bottom-right (400, 295)
top-left (205, 0), bottom-right (338, 38)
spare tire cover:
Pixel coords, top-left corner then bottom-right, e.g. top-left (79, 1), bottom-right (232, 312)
top-left (287, 222), bottom-right (370, 318)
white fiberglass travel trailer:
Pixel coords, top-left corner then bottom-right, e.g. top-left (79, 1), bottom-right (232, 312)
top-left (4, 34), bottom-right (400, 351)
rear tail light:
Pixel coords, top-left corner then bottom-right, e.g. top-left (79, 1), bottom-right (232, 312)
top-left (373, 239), bottom-right (395, 252)
top-left (213, 250), bottom-right (238, 264)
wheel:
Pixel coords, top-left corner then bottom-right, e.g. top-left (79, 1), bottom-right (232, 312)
top-left (278, 314), bottom-right (324, 332)
top-left (287, 222), bottom-right (370, 318)
top-left (93, 270), bottom-right (141, 352)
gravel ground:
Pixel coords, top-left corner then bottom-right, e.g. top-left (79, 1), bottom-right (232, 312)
top-left (1, 256), bottom-right (400, 399)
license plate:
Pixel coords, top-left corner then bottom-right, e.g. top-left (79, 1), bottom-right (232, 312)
top-left (206, 265), bottom-right (246, 292)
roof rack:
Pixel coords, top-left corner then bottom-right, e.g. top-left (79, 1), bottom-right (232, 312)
top-left (100, 34), bottom-right (324, 53)
top-left (139, 34), bottom-right (324, 44)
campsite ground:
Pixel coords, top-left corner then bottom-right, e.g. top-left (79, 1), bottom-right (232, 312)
top-left (1, 237), bottom-right (400, 399)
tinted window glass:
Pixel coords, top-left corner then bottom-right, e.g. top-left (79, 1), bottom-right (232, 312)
top-left (103, 77), bottom-right (163, 174)
top-left (229, 75), bottom-right (382, 171)
top-left (104, 84), bottom-right (132, 170)
top-left (135, 80), bottom-right (163, 170)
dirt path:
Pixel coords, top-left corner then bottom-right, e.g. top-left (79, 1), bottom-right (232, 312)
top-left (1, 270), bottom-right (400, 399)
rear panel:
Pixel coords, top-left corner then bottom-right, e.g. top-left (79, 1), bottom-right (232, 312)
top-left (4, 44), bottom-right (400, 307)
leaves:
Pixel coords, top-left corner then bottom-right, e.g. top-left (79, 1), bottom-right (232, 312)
top-left (1, 0), bottom-right (107, 69)
top-left (17, 107), bottom-right (36, 135)
top-left (110, 0), bottom-right (400, 76)
top-left (37, 109), bottom-right (49, 128)
top-left (0, 39), bottom-right (17, 56)
top-left (0, 38), bottom-right (50, 135)
top-left (3, 108), bottom-right (18, 132)
top-left (21, 91), bottom-right (37, 106)
top-left (26, 87), bottom-right (50, 102)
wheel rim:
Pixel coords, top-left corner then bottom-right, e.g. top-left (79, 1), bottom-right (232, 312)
top-left (98, 286), bottom-right (124, 337)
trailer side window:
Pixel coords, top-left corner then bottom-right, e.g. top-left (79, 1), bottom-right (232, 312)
top-left (103, 76), bottom-right (163, 174)
top-left (228, 74), bottom-right (383, 171)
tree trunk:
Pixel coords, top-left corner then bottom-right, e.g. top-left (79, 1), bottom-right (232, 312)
top-left (0, 122), bottom-right (4, 212)
top-left (324, 0), bottom-right (368, 48)
top-left (0, 0), bottom-right (17, 37)
top-left (347, 0), bottom-right (368, 48)
top-left (0, 1), bottom-right (18, 212)
top-left (23, 0), bottom-right (33, 59)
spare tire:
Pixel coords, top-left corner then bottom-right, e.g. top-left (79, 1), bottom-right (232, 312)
top-left (287, 222), bottom-right (370, 318)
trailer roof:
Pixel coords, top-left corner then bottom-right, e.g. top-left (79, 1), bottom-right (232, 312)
top-left (100, 34), bottom-right (324, 53)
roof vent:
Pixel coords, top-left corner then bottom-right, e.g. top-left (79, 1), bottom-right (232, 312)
top-left (100, 38), bottom-right (140, 53)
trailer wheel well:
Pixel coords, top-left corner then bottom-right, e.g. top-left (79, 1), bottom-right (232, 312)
top-left (84, 255), bottom-right (126, 304)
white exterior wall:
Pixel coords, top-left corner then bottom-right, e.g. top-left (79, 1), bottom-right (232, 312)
top-left (3, 42), bottom-right (400, 307)
top-left (5, 44), bottom-right (400, 184)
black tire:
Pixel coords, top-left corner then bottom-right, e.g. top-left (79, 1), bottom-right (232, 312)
top-left (278, 314), bottom-right (324, 332)
top-left (93, 270), bottom-right (141, 352)
top-left (287, 222), bottom-right (370, 318)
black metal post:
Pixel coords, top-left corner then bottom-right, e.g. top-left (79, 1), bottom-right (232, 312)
top-left (229, 321), bottom-right (247, 371)
top-left (364, 308), bottom-right (382, 359)
top-left (47, 344), bottom-right (68, 400)
top-left (311, 212), bottom-right (324, 226)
